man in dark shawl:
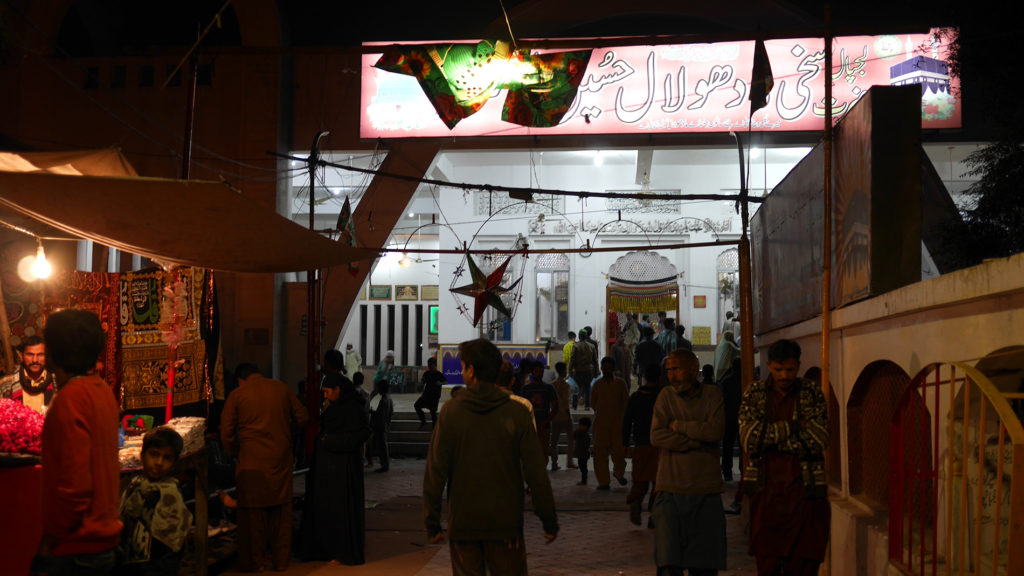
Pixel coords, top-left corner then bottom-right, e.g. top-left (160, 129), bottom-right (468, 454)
top-left (739, 339), bottom-right (829, 575)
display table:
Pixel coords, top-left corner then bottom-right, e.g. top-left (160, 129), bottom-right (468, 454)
top-left (120, 446), bottom-right (209, 576)
top-left (0, 462), bottom-right (43, 575)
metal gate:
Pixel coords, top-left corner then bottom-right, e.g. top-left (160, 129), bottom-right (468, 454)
top-left (888, 362), bottom-right (1024, 575)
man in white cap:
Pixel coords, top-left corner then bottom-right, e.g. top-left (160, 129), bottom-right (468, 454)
top-left (373, 350), bottom-right (397, 394)
top-left (344, 343), bottom-right (362, 377)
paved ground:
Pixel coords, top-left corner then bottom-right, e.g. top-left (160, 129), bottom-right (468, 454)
top-left (217, 394), bottom-right (759, 576)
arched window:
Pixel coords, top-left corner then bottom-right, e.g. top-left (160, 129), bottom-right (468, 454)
top-left (847, 360), bottom-right (913, 508)
top-left (535, 253), bottom-right (570, 344)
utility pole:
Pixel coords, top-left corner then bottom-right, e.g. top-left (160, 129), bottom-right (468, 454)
top-left (304, 130), bottom-right (329, 461)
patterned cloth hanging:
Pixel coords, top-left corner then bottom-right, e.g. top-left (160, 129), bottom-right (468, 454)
top-left (608, 277), bottom-right (679, 313)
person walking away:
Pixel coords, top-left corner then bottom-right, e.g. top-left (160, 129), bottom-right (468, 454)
top-left (714, 331), bottom-right (740, 381)
top-left (610, 332), bottom-right (634, 392)
top-left (590, 357), bottom-right (629, 489)
top-left (414, 357), bottom-right (447, 430)
top-left (634, 326), bottom-right (665, 389)
top-left (623, 363), bottom-right (662, 527)
top-left (654, 311), bottom-right (668, 335)
top-left (549, 362), bottom-right (576, 470)
top-left (34, 310), bottom-right (121, 576)
top-left (344, 343), bottom-right (362, 376)
top-left (521, 362), bottom-right (559, 464)
top-left (722, 311), bottom-right (739, 338)
top-left (701, 364), bottom-right (716, 386)
top-left (655, 318), bottom-right (678, 355)
top-left (221, 363), bottom-right (309, 572)
top-left (719, 357), bottom-right (742, 482)
top-left (369, 378), bottom-right (394, 472)
top-left (739, 339), bottom-right (829, 576)
top-left (569, 328), bottom-right (598, 409)
top-left (622, 313), bottom-right (641, 357)
top-left (574, 417), bottom-right (592, 485)
top-left (650, 349), bottom-right (727, 575)
top-left (298, 374), bottom-right (371, 565)
top-left (675, 324), bottom-right (693, 352)
top-left (116, 427), bottom-right (192, 576)
top-left (423, 338), bottom-right (558, 576)
top-left (562, 331), bottom-right (576, 366)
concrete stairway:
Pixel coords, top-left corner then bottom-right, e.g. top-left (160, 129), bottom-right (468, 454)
top-left (387, 410), bottom-right (433, 458)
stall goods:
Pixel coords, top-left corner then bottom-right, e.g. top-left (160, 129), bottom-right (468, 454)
top-left (0, 399), bottom-right (44, 456)
top-left (118, 416), bottom-right (206, 470)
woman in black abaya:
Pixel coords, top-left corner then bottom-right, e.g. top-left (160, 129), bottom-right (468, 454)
top-left (299, 373), bottom-right (371, 565)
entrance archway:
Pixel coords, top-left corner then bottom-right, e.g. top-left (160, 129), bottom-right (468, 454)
top-left (605, 250), bottom-right (679, 350)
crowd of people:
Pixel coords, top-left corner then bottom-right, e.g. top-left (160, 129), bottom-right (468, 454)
top-left (19, 306), bottom-right (829, 576)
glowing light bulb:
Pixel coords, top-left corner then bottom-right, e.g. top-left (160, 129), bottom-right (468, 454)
top-left (398, 254), bottom-right (412, 269)
top-left (32, 244), bottom-right (51, 279)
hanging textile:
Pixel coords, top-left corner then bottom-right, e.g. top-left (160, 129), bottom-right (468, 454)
top-left (608, 276), bottom-right (679, 313)
top-left (63, 271), bottom-right (122, 401)
top-left (119, 268), bottom-right (207, 411)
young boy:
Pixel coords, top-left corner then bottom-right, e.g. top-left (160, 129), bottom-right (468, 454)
top-left (117, 426), bottom-right (193, 576)
top-left (414, 357), bottom-right (447, 430)
top-left (574, 417), bottom-right (592, 486)
top-left (369, 378), bottom-right (394, 472)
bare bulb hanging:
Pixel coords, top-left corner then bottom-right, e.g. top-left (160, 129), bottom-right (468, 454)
top-left (32, 243), bottom-right (51, 279)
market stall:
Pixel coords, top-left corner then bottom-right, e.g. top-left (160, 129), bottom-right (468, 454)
top-left (0, 148), bottom-right (374, 574)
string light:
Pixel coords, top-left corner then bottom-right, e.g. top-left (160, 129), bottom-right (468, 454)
top-left (31, 241), bottom-right (51, 279)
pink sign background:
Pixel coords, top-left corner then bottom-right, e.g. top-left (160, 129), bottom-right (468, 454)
top-left (360, 31), bottom-right (959, 138)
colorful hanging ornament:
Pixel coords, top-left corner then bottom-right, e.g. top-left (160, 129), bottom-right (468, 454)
top-left (450, 251), bottom-right (523, 327)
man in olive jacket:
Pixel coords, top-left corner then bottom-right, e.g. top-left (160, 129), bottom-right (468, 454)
top-left (424, 338), bottom-right (558, 575)
top-left (650, 348), bottom-right (726, 575)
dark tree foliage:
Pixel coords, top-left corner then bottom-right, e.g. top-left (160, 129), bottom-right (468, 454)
top-left (937, 21), bottom-right (1024, 262)
top-left (959, 142), bottom-right (1024, 259)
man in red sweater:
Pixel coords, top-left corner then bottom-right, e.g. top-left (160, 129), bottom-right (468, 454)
top-left (34, 309), bottom-right (121, 575)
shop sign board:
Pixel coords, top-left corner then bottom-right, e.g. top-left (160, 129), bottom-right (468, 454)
top-left (361, 30), bottom-right (959, 138)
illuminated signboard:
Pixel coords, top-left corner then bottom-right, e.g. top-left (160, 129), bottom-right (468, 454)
top-left (360, 30), bottom-right (959, 138)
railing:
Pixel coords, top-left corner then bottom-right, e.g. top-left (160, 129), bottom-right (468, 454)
top-left (889, 361), bottom-right (1024, 576)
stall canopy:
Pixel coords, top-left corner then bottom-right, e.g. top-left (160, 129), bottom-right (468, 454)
top-left (606, 251), bottom-right (680, 313)
top-left (0, 148), bottom-right (378, 273)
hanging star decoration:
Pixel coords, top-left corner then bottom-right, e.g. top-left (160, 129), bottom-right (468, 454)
top-left (450, 251), bottom-right (522, 327)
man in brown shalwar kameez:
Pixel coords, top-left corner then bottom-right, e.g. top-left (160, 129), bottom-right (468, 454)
top-left (739, 339), bottom-right (830, 576)
top-left (222, 363), bottom-right (309, 572)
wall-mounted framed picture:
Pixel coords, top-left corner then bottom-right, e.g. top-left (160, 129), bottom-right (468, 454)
top-left (421, 285), bottom-right (439, 300)
top-left (691, 326), bottom-right (712, 346)
top-left (396, 285), bottom-right (419, 301)
top-left (693, 295), bottom-right (707, 308)
top-left (369, 285), bottom-right (392, 301)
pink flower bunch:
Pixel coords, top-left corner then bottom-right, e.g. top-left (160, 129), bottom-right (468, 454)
top-left (0, 399), bottom-right (45, 455)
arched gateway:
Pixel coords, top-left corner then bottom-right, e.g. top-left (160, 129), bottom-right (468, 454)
top-left (605, 250), bottom-right (679, 347)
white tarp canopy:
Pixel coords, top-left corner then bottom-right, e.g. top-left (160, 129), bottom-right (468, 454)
top-left (0, 148), bottom-right (377, 273)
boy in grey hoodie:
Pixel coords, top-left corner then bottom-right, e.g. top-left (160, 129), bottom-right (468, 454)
top-left (423, 338), bottom-right (559, 575)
